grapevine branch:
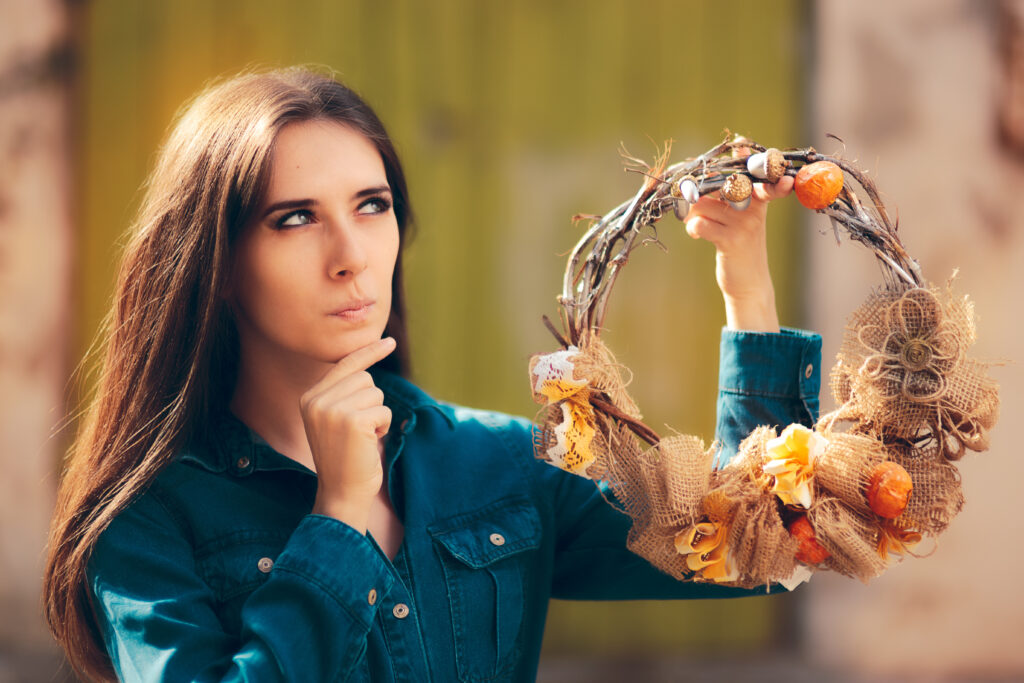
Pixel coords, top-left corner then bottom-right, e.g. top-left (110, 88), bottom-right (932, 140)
top-left (555, 134), bottom-right (923, 445)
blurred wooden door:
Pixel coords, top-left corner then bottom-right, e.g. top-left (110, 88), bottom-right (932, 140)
top-left (79, 0), bottom-right (808, 664)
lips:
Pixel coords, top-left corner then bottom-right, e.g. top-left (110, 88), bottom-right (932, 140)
top-left (329, 299), bottom-right (376, 321)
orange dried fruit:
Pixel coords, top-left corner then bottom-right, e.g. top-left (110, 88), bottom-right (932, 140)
top-left (866, 461), bottom-right (913, 519)
top-left (794, 160), bottom-right (844, 210)
top-left (789, 515), bottom-right (830, 564)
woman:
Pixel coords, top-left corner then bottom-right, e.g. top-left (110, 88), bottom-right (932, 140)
top-left (44, 67), bottom-right (820, 682)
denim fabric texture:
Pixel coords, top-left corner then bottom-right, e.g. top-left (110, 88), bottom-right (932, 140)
top-left (87, 327), bottom-right (821, 682)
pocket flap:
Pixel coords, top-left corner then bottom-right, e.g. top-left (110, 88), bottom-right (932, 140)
top-left (429, 496), bottom-right (541, 568)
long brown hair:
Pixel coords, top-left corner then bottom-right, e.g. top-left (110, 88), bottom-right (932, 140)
top-left (43, 66), bottom-right (414, 681)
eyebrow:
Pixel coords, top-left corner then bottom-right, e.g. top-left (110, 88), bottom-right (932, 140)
top-left (260, 185), bottom-right (393, 219)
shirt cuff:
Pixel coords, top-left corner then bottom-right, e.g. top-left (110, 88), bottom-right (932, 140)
top-left (272, 514), bottom-right (395, 629)
top-left (718, 326), bottom-right (822, 402)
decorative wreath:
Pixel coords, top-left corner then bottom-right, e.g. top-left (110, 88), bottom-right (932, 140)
top-left (528, 135), bottom-right (1000, 589)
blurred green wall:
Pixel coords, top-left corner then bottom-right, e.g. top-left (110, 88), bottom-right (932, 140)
top-left (78, 0), bottom-right (808, 659)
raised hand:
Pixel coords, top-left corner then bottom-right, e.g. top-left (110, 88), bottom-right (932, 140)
top-left (301, 337), bottom-right (396, 533)
top-left (683, 156), bottom-right (794, 332)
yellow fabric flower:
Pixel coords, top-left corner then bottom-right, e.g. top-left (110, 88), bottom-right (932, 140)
top-left (673, 521), bottom-right (738, 583)
top-left (762, 424), bottom-right (828, 509)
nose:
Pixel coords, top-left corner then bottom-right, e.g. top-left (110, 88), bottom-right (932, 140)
top-left (325, 219), bottom-right (368, 278)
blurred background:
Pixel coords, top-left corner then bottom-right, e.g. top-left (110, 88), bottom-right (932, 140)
top-left (1, 0), bottom-right (1021, 680)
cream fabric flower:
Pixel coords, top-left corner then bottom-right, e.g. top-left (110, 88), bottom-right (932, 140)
top-left (762, 424), bottom-right (828, 508)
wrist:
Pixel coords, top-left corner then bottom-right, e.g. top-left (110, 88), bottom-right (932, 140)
top-left (723, 291), bottom-right (780, 333)
top-left (312, 490), bottom-right (375, 533)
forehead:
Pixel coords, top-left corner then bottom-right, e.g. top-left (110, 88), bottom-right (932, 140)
top-left (263, 119), bottom-right (386, 199)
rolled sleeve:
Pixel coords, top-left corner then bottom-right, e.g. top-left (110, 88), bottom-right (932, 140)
top-left (714, 326), bottom-right (822, 468)
top-left (269, 514), bottom-right (395, 630)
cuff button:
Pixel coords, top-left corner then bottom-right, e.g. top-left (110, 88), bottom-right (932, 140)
top-left (804, 363), bottom-right (814, 379)
top-left (257, 557), bottom-right (274, 573)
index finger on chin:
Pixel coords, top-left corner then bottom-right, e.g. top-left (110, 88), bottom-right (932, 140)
top-left (326, 337), bottom-right (397, 380)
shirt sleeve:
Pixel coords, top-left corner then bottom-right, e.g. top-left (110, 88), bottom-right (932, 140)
top-left (88, 487), bottom-right (393, 682)
top-left (541, 326), bottom-right (822, 599)
top-left (713, 326), bottom-right (822, 468)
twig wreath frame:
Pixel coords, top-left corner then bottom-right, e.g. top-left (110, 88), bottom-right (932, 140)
top-left (528, 134), bottom-right (1000, 588)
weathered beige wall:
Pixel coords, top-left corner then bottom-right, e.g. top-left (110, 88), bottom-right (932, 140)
top-left (0, 0), bottom-right (74, 673)
top-left (806, 0), bottom-right (1024, 677)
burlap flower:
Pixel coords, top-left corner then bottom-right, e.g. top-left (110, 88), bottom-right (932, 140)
top-left (832, 284), bottom-right (998, 460)
top-left (858, 288), bottom-right (962, 403)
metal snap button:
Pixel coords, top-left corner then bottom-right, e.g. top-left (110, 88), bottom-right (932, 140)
top-left (489, 533), bottom-right (506, 546)
top-left (257, 557), bottom-right (274, 573)
top-left (393, 603), bottom-right (410, 619)
top-left (235, 456), bottom-right (251, 470)
top-left (368, 588), bottom-right (378, 605)
top-left (804, 363), bottom-right (814, 379)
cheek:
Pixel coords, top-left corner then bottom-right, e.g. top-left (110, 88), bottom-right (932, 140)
top-left (233, 240), bottom-right (311, 323)
top-left (374, 227), bottom-right (401, 298)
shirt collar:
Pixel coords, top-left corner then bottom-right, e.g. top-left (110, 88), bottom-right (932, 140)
top-left (179, 369), bottom-right (455, 475)
top-left (370, 368), bottom-right (456, 430)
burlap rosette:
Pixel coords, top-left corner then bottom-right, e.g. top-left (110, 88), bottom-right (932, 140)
top-left (825, 281), bottom-right (999, 461)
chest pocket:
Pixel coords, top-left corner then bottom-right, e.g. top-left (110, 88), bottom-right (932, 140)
top-left (194, 531), bottom-right (289, 635)
top-left (429, 496), bottom-right (542, 683)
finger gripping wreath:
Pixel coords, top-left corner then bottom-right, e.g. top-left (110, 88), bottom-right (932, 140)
top-left (528, 134), bottom-right (999, 589)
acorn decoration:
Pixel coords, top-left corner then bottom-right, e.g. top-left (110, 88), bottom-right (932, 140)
top-left (794, 160), bottom-right (844, 210)
top-left (721, 173), bottom-right (753, 211)
top-left (676, 175), bottom-right (701, 204)
top-left (746, 148), bottom-right (788, 183)
top-left (672, 200), bottom-right (690, 221)
top-left (789, 515), bottom-right (831, 564)
top-left (866, 461), bottom-right (913, 519)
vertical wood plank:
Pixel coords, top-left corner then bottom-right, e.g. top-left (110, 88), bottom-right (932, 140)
top-left (78, 0), bottom-right (808, 657)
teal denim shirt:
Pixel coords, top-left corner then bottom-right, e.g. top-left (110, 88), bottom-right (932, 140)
top-left (87, 327), bottom-right (821, 682)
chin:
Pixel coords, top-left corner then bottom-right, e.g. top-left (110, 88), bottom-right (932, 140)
top-left (320, 326), bottom-right (389, 363)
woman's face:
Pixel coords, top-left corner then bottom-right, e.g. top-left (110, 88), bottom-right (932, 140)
top-left (230, 119), bottom-right (400, 366)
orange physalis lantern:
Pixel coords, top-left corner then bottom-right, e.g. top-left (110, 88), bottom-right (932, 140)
top-left (866, 461), bottom-right (913, 519)
top-left (789, 515), bottom-right (831, 564)
top-left (794, 160), bottom-right (844, 210)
